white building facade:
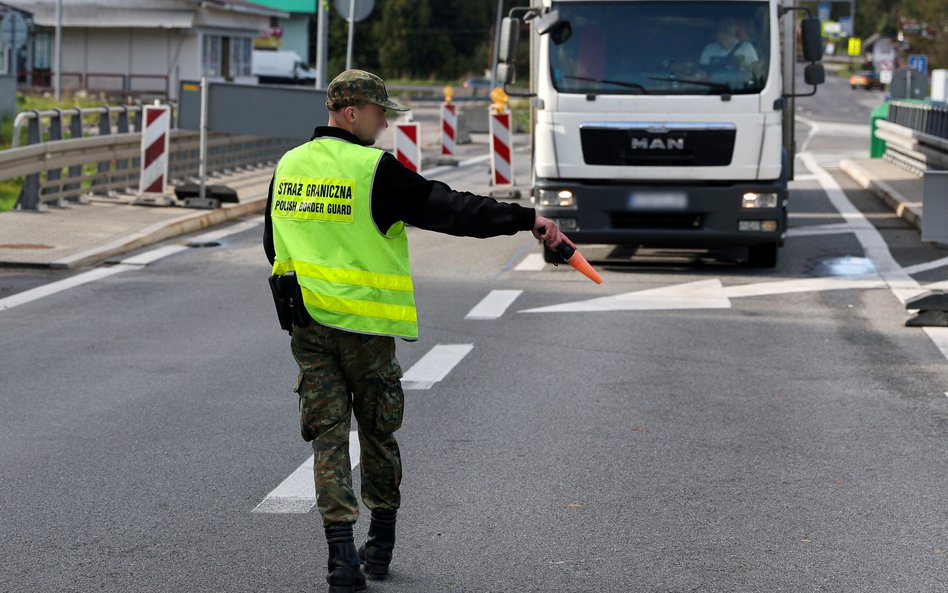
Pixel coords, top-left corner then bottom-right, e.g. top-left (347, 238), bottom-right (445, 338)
top-left (11, 0), bottom-right (286, 99)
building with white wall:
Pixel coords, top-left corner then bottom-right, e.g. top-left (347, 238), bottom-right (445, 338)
top-left (10, 0), bottom-right (286, 99)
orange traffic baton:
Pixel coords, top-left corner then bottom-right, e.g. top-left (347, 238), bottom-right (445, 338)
top-left (539, 228), bottom-right (603, 284)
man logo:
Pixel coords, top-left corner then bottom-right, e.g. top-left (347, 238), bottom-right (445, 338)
top-left (631, 137), bottom-right (685, 150)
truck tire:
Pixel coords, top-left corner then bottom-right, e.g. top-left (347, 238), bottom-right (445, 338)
top-left (748, 243), bottom-right (779, 268)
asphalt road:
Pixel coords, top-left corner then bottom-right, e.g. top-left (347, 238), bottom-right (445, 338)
top-left (2, 71), bottom-right (948, 592)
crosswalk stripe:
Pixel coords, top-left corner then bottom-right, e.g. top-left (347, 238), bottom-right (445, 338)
top-left (465, 289), bottom-right (523, 320)
top-left (514, 253), bottom-right (546, 271)
top-left (252, 430), bottom-right (360, 514)
top-left (401, 344), bottom-right (474, 390)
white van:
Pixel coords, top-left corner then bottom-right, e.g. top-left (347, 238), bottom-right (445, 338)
top-left (252, 50), bottom-right (317, 85)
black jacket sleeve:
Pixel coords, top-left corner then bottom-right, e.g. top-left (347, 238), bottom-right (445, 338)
top-left (371, 153), bottom-right (535, 238)
top-left (263, 175), bottom-right (276, 265)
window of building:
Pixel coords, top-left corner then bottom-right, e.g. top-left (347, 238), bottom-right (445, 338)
top-left (202, 34), bottom-right (252, 79)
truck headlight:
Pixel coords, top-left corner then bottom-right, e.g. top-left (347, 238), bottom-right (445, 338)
top-left (742, 192), bottom-right (779, 209)
top-left (538, 189), bottom-right (575, 208)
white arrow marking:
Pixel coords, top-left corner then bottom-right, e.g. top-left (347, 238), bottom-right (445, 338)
top-left (521, 279), bottom-right (731, 313)
top-left (252, 430), bottom-right (360, 514)
top-left (520, 275), bottom-right (896, 314)
top-left (722, 276), bottom-right (886, 299)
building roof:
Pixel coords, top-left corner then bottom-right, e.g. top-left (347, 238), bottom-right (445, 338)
top-left (245, 0), bottom-right (316, 14)
top-left (5, 0), bottom-right (287, 29)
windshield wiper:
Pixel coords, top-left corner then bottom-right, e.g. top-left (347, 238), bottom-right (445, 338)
top-left (647, 76), bottom-right (730, 93)
top-left (564, 75), bottom-right (647, 93)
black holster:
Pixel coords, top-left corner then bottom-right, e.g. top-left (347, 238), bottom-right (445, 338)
top-left (268, 273), bottom-right (312, 335)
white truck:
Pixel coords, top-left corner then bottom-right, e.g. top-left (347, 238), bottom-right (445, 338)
top-left (253, 50), bottom-right (317, 86)
top-left (497, 0), bottom-right (825, 267)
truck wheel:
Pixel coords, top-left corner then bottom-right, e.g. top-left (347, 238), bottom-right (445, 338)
top-left (747, 243), bottom-right (779, 268)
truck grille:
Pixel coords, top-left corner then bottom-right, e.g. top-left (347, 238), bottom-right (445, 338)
top-left (611, 212), bottom-right (703, 230)
top-left (580, 123), bottom-right (736, 167)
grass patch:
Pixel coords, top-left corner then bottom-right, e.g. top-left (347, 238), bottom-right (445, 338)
top-left (0, 179), bottom-right (20, 211)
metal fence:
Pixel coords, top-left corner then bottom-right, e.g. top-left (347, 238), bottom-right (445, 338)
top-left (887, 99), bottom-right (948, 141)
top-left (6, 106), bottom-right (297, 211)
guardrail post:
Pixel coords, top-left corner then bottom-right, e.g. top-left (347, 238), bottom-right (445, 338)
top-left (92, 110), bottom-right (112, 196)
top-left (16, 111), bottom-right (44, 211)
top-left (131, 106), bottom-right (143, 178)
top-left (63, 108), bottom-right (86, 202)
top-left (115, 106), bottom-right (131, 187)
top-left (41, 109), bottom-right (67, 207)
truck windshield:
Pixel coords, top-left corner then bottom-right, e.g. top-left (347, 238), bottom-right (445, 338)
top-left (550, 1), bottom-right (771, 96)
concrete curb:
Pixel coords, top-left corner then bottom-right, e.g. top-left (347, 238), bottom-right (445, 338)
top-left (839, 158), bottom-right (923, 229)
top-left (49, 197), bottom-right (267, 269)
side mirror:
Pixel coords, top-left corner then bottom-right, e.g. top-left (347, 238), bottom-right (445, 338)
top-left (535, 9), bottom-right (572, 45)
top-left (804, 62), bottom-right (825, 86)
top-left (497, 63), bottom-right (516, 86)
top-left (800, 17), bottom-right (823, 63)
top-left (499, 17), bottom-right (519, 64)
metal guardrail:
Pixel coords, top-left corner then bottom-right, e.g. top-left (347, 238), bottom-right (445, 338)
top-left (875, 119), bottom-right (948, 176)
top-left (887, 99), bottom-right (948, 142)
top-left (8, 106), bottom-right (297, 211)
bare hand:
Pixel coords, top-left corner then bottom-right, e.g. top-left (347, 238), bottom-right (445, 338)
top-left (532, 215), bottom-right (577, 251)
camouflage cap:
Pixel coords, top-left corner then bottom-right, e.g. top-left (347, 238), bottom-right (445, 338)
top-left (325, 69), bottom-right (410, 112)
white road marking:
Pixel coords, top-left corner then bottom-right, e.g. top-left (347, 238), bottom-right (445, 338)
top-left (0, 264), bottom-right (136, 312)
top-left (792, 173), bottom-right (818, 182)
top-left (401, 344), bottom-right (474, 390)
top-left (722, 276), bottom-right (886, 299)
top-left (252, 430), bottom-right (361, 514)
top-left (787, 222), bottom-right (859, 238)
top-left (465, 289), bottom-right (523, 320)
top-left (799, 151), bottom-right (948, 362)
top-left (186, 217), bottom-right (263, 245)
top-left (902, 256), bottom-right (948, 276)
top-left (520, 275), bottom-right (894, 314)
top-left (514, 253), bottom-right (546, 271)
top-left (121, 244), bottom-right (189, 266)
top-left (0, 218), bottom-right (264, 313)
top-left (522, 279), bottom-right (732, 313)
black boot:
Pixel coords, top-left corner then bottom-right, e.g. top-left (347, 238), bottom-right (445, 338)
top-left (325, 524), bottom-right (367, 593)
top-left (357, 509), bottom-right (396, 580)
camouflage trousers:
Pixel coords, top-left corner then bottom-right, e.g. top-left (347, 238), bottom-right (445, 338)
top-left (290, 322), bottom-right (405, 527)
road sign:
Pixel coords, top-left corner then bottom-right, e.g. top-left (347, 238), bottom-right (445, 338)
top-left (847, 37), bottom-right (862, 57)
top-left (890, 68), bottom-right (929, 99)
top-left (0, 11), bottom-right (28, 50)
top-left (908, 54), bottom-right (928, 76)
top-left (334, 0), bottom-right (374, 23)
top-left (839, 16), bottom-right (852, 36)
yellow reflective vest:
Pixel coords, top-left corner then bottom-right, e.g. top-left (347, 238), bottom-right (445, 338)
top-left (270, 136), bottom-right (418, 340)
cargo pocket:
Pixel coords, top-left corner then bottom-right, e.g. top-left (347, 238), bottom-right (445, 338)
top-left (374, 360), bottom-right (404, 434)
top-left (295, 373), bottom-right (318, 442)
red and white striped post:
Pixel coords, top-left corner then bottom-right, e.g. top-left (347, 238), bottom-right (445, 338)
top-left (139, 105), bottom-right (171, 195)
top-left (440, 86), bottom-right (457, 157)
top-left (440, 103), bottom-right (457, 156)
top-left (489, 110), bottom-right (514, 187)
top-left (394, 122), bottom-right (421, 173)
